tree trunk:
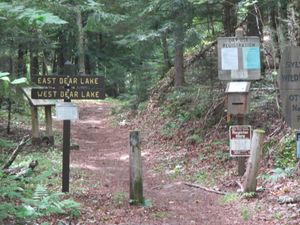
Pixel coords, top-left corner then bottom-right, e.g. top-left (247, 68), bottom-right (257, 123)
top-left (277, 0), bottom-right (288, 54)
top-left (76, 8), bottom-right (85, 75)
top-left (174, 21), bottom-right (185, 87)
top-left (52, 51), bottom-right (57, 74)
top-left (287, 1), bottom-right (300, 46)
top-left (17, 45), bottom-right (26, 77)
top-left (57, 32), bottom-right (65, 74)
top-left (30, 50), bottom-right (39, 79)
top-left (246, 3), bottom-right (262, 37)
top-left (223, 0), bottom-right (237, 36)
top-left (161, 31), bottom-right (172, 76)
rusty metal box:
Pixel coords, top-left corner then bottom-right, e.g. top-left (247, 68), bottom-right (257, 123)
top-left (226, 82), bottom-right (251, 115)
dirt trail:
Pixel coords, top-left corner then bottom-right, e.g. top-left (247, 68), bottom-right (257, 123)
top-left (68, 102), bottom-right (273, 225)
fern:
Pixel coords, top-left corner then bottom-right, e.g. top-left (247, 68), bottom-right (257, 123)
top-left (20, 184), bottom-right (80, 218)
top-left (0, 203), bottom-right (16, 220)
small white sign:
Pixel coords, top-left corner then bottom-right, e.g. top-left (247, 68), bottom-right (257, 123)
top-left (229, 125), bottom-right (251, 157)
top-left (55, 102), bottom-right (79, 121)
top-left (226, 82), bottom-right (250, 93)
top-left (221, 48), bottom-right (238, 70)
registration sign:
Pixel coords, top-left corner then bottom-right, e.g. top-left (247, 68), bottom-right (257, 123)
top-left (229, 125), bottom-right (251, 157)
top-left (218, 37), bottom-right (261, 80)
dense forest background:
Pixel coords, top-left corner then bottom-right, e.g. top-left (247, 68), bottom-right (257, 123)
top-left (1, 0), bottom-right (300, 224)
top-left (0, 0), bottom-right (299, 103)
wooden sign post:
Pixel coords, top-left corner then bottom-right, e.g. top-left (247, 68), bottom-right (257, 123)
top-left (218, 28), bottom-right (261, 176)
top-left (31, 62), bottom-right (105, 192)
top-left (129, 131), bottom-right (144, 205)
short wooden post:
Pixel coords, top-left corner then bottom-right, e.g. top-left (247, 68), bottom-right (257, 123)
top-left (242, 129), bottom-right (265, 192)
top-left (45, 106), bottom-right (54, 145)
top-left (129, 131), bottom-right (144, 205)
top-left (31, 106), bottom-right (40, 145)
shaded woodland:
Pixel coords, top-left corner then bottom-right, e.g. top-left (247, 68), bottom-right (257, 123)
top-left (1, 0), bottom-right (300, 224)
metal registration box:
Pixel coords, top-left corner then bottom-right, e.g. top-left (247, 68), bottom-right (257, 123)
top-left (226, 82), bottom-right (251, 115)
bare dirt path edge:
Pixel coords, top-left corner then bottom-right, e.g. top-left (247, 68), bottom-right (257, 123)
top-left (62, 102), bottom-right (274, 225)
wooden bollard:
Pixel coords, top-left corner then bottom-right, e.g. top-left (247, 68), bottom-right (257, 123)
top-left (242, 129), bottom-right (265, 192)
top-left (129, 131), bottom-right (144, 205)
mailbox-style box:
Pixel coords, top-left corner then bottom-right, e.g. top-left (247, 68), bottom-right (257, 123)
top-left (226, 82), bottom-right (251, 115)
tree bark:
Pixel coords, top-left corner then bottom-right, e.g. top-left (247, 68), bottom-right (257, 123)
top-left (30, 50), bottom-right (39, 79)
top-left (57, 32), bottom-right (65, 74)
top-left (161, 31), bottom-right (172, 76)
top-left (277, 0), bottom-right (288, 54)
top-left (287, 1), bottom-right (300, 46)
top-left (246, 4), bottom-right (261, 37)
top-left (174, 20), bottom-right (185, 87)
top-left (17, 45), bottom-right (26, 77)
top-left (223, 0), bottom-right (237, 36)
top-left (76, 7), bottom-right (85, 75)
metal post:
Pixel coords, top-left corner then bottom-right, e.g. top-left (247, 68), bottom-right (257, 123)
top-left (62, 61), bottom-right (75, 192)
top-left (62, 116), bottom-right (70, 192)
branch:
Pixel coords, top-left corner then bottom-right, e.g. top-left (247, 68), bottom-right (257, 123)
top-left (184, 182), bottom-right (227, 195)
top-left (2, 135), bottom-right (31, 170)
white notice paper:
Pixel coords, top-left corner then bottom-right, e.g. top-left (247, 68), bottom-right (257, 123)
top-left (221, 48), bottom-right (238, 70)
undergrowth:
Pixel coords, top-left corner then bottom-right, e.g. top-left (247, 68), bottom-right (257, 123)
top-left (0, 139), bottom-right (80, 224)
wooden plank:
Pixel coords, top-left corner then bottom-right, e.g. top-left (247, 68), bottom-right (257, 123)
top-left (31, 106), bottom-right (40, 145)
top-left (32, 75), bottom-right (104, 89)
top-left (45, 106), bottom-right (54, 145)
top-left (129, 131), bottom-right (144, 205)
top-left (278, 47), bottom-right (300, 90)
top-left (31, 88), bottom-right (105, 100)
top-left (22, 87), bottom-right (56, 106)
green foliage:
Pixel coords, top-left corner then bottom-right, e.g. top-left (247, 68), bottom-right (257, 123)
top-left (0, 2), bottom-right (67, 27)
top-left (219, 193), bottom-right (239, 205)
top-left (0, 145), bottom-right (80, 223)
top-left (186, 134), bottom-right (202, 144)
top-left (242, 192), bottom-right (256, 199)
top-left (19, 184), bottom-right (80, 219)
top-left (142, 199), bottom-right (153, 208)
top-left (161, 86), bottom-right (213, 120)
top-left (215, 150), bottom-right (230, 162)
top-left (160, 121), bottom-right (178, 138)
top-left (240, 206), bottom-right (251, 221)
top-left (112, 191), bottom-right (126, 206)
top-left (0, 203), bottom-right (16, 221)
top-left (193, 169), bottom-right (218, 186)
top-left (275, 135), bottom-right (297, 168)
top-left (0, 138), bottom-right (16, 149)
top-left (259, 167), bottom-right (293, 184)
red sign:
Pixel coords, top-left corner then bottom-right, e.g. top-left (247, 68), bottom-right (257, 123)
top-left (229, 125), bottom-right (251, 157)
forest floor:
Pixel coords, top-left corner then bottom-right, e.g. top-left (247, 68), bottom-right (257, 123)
top-left (41, 101), bottom-right (299, 225)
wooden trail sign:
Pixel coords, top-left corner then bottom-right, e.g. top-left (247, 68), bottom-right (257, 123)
top-left (30, 62), bottom-right (106, 193)
top-left (279, 47), bottom-right (300, 129)
top-left (218, 36), bottom-right (261, 80)
top-left (32, 75), bottom-right (104, 89)
top-left (31, 88), bottom-right (105, 100)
